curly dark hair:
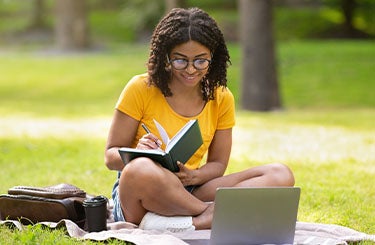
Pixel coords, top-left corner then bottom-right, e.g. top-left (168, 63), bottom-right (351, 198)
top-left (147, 7), bottom-right (230, 101)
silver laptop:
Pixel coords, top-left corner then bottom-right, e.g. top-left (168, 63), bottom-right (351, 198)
top-left (208, 187), bottom-right (300, 245)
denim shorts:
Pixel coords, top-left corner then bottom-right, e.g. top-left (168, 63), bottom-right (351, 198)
top-left (112, 179), bottom-right (197, 222)
top-left (112, 179), bottom-right (125, 222)
top-left (185, 185), bottom-right (197, 193)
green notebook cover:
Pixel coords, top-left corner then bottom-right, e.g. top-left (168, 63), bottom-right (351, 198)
top-left (118, 119), bottom-right (203, 172)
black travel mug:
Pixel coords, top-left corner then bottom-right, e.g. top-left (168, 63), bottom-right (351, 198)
top-left (83, 195), bottom-right (108, 232)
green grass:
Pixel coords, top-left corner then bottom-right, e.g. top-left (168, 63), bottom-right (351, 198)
top-left (0, 41), bottom-right (374, 117)
top-left (230, 110), bottom-right (375, 234)
top-left (0, 223), bottom-right (127, 244)
top-left (278, 41), bottom-right (375, 108)
top-left (0, 223), bottom-right (88, 244)
top-left (0, 44), bottom-right (149, 118)
top-left (0, 41), bottom-right (374, 243)
top-left (0, 110), bottom-right (374, 243)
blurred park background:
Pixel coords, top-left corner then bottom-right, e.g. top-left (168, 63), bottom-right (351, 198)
top-left (1, 0), bottom-right (374, 46)
top-left (0, 0), bottom-right (374, 114)
top-left (0, 0), bottom-right (375, 241)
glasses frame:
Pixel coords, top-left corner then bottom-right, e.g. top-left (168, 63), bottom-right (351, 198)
top-left (166, 56), bottom-right (212, 71)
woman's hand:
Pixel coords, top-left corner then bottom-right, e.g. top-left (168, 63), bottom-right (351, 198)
top-left (175, 161), bottom-right (197, 186)
top-left (136, 133), bottom-right (163, 150)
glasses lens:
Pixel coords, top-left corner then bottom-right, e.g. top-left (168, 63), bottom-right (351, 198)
top-left (171, 59), bottom-right (188, 70)
top-left (193, 59), bottom-right (210, 70)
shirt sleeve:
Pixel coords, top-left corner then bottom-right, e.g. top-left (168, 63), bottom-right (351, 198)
top-left (116, 74), bottom-right (149, 121)
top-left (217, 87), bottom-right (236, 130)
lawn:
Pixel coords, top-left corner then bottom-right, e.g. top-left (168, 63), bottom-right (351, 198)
top-left (0, 40), bottom-right (374, 243)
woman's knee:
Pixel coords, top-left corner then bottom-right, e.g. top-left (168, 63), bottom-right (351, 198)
top-left (268, 163), bottom-right (295, 186)
top-left (121, 157), bottom-right (162, 183)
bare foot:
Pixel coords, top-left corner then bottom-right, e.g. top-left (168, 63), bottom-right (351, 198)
top-left (192, 202), bottom-right (215, 229)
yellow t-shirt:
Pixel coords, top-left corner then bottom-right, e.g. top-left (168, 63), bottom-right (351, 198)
top-left (116, 73), bottom-right (235, 169)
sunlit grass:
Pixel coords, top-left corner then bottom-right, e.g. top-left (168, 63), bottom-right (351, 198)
top-left (1, 110), bottom-right (374, 235)
top-left (229, 110), bottom-right (375, 234)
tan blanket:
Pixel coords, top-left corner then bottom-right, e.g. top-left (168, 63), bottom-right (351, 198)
top-left (1, 199), bottom-right (374, 244)
top-left (1, 218), bottom-right (374, 245)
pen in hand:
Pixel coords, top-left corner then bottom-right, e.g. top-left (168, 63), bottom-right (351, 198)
top-left (141, 123), bottom-right (161, 148)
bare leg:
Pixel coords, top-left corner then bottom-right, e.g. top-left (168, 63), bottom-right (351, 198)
top-left (119, 157), bottom-right (209, 225)
top-left (193, 163), bottom-right (295, 202)
top-left (191, 163), bottom-right (294, 229)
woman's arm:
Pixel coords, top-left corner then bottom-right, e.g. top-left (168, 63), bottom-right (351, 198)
top-left (176, 128), bottom-right (232, 186)
top-left (105, 109), bottom-right (139, 171)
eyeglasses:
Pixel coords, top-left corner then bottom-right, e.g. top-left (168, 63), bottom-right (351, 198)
top-left (167, 56), bottom-right (211, 70)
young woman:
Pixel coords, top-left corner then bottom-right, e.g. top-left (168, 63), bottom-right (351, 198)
top-left (105, 7), bottom-right (294, 232)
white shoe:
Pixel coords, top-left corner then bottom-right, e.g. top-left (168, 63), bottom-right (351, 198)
top-left (139, 212), bottom-right (195, 233)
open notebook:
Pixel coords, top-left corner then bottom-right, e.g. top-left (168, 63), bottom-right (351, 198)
top-left (118, 119), bottom-right (203, 172)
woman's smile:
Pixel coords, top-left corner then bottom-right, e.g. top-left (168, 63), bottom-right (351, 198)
top-left (169, 40), bottom-right (211, 88)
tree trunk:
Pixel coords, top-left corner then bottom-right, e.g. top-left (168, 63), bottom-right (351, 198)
top-left (55, 0), bottom-right (90, 51)
top-left (165, 0), bottom-right (186, 13)
top-left (29, 0), bottom-right (47, 30)
top-left (342, 0), bottom-right (356, 32)
top-left (239, 0), bottom-right (281, 111)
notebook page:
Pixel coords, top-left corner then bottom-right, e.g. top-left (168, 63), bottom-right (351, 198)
top-left (153, 119), bottom-right (170, 147)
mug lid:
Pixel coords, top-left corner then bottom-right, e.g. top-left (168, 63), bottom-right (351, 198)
top-left (83, 195), bottom-right (108, 207)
